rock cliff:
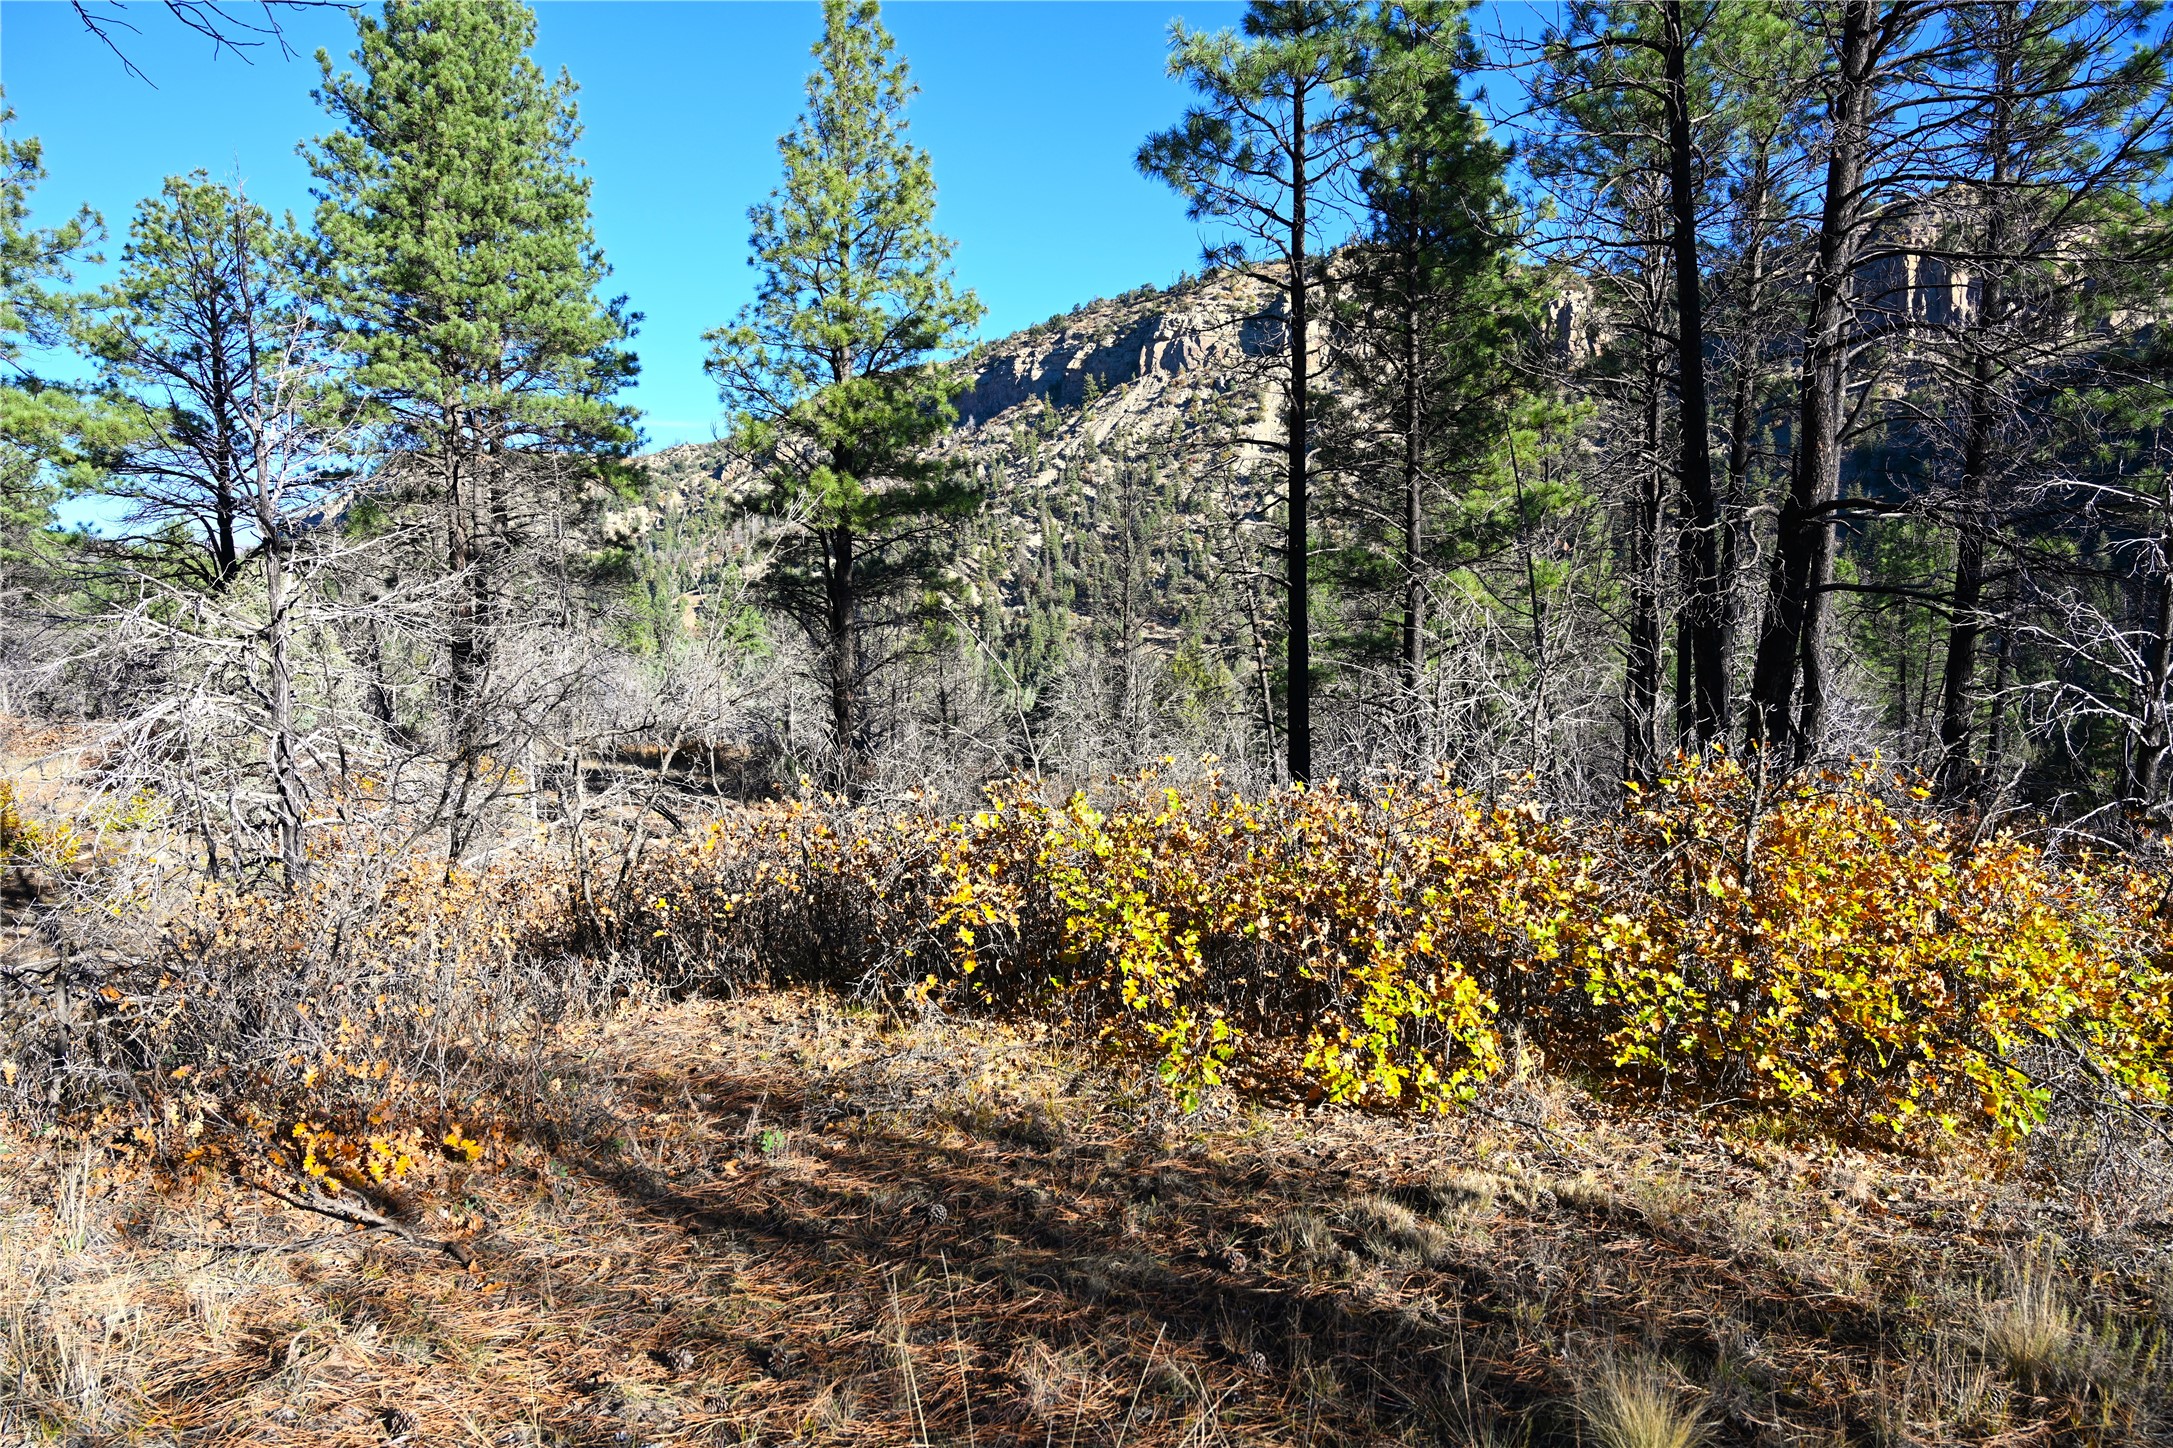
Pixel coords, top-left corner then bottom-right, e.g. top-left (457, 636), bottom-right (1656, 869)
top-left (638, 267), bottom-right (1286, 508)
top-left (627, 269), bottom-right (1292, 687)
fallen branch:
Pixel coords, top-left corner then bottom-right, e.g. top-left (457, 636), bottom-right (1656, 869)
top-left (156, 1230), bottom-right (351, 1257)
top-left (241, 1174), bottom-right (477, 1267)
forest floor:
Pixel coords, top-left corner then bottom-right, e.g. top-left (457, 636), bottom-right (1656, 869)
top-left (7, 989), bottom-right (2173, 1447)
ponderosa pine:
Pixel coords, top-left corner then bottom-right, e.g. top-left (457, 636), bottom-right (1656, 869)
top-left (1139, 1), bottom-right (1372, 785)
top-left (1325, 0), bottom-right (1524, 712)
top-left (704, 0), bottom-right (982, 780)
top-left (307, 0), bottom-right (635, 858)
top-left (0, 96), bottom-right (98, 568)
top-left (77, 176), bottom-right (310, 590)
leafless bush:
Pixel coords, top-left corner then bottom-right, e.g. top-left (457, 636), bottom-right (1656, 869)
top-left (0, 837), bottom-right (630, 1172)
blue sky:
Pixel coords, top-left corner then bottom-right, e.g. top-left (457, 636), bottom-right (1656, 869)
top-left (1, 0), bottom-right (1268, 449)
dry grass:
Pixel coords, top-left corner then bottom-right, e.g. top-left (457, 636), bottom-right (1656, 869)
top-left (1342, 1193), bottom-right (1454, 1267)
top-left (3, 989), bottom-right (2172, 1445)
top-left (1580, 1358), bottom-right (1706, 1448)
top-left (1980, 1257), bottom-right (2082, 1392)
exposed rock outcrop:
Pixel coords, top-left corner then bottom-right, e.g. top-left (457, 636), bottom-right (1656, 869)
top-left (624, 269), bottom-right (1289, 673)
top-left (634, 268), bottom-right (1286, 525)
top-left (951, 283), bottom-right (1286, 426)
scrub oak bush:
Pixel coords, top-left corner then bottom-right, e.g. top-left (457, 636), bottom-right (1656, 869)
top-left (922, 772), bottom-right (1571, 1109)
top-left (617, 757), bottom-right (2173, 1142)
top-left (14, 755), bottom-right (2173, 1174)
top-left (2, 840), bottom-right (602, 1189)
top-left (595, 793), bottom-right (956, 991)
top-left (1574, 761), bottom-right (2173, 1140)
top-left (0, 777), bottom-right (92, 869)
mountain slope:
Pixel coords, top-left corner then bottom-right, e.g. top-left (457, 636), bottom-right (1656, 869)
top-left (624, 271), bottom-right (1296, 732)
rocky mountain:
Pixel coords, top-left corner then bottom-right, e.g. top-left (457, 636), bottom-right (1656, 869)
top-left (637, 268), bottom-right (1286, 515)
top-left (617, 259), bottom-right (1619, 743)
top-left (622, 269), bottom-right (1301, 713)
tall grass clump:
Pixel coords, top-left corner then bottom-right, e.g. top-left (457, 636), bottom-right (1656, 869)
top-left (1579, 1358), bottom-right (1707, 1448)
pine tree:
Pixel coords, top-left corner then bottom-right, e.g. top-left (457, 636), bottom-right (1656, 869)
top-left (1745, 0), bottom-right (1934, 761)
top-left (0, 96), bottom-right (99, 564)
top-left (1921, 0), bottom-right (2173, 795)
top-left (1324, 0), bottom-right (1524, 709)
top-left (705, 0), bottom-right (982, 774)
top-left (77, 175), bottom-right (312, 589)
top-left (1528, 0), bottom-right (1813, 777)
top-left (307, 0), bottom-right (635, 855)
top-left (1139, 0), bottom-right (1372, 783)
top-left (1529, 5), bottom-right (1685, 785)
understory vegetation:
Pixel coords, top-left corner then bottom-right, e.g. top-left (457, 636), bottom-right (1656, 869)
top-left (8, 936), bottom-right (2173, 1445)
top-left (9, 0), bottom-right (2173, 1441)
top-left (9, 732), bottom-right (2173, 1440)
top-left (17, 753), bottom-right (2173, 1169)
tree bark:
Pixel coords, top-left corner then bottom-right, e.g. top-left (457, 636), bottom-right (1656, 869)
top-left (1626, 348), bottom-right (1665, 788)
top-left (1287, 77), bottom-right (1313, 785)
top-left (1933, 330), bottom-right (1999, 791)
top-left (826, 520), bottom-right (859, 760)
top-left (2134, 551), bottom-right (2173, 807)
top-left (1936, 35), bottom-right (2015, 795)
top-left (1662, 0), bottom-right (1728, 744)
top-left (1747, 0), bottom-right (1880, 763)
top-left (1400, 230), bottom-right (1423, 697)
top-left (444, 428), bottom-right (479, 747)
top-left (1722, 145), bottom-right (1771, 697)
top-left (255, 446), bottom-right (305, 886)
top-left (205, 203), bottom-right (244, 587)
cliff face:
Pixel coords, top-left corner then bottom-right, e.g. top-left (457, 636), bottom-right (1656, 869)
top-left (932, 270), bottom-right (1290, 510)
top-left (638, 267), bottom-right (1284, 507)
top-left (625, 270), bottom-right (1289, 691)
top-left (950, 277), bottom-right (1287, 426)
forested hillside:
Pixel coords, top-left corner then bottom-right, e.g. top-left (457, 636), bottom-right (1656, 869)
top-left (7, 1), bottom-right (2173, 1443)
top-left (627, 268), bottom-right (1298, 774)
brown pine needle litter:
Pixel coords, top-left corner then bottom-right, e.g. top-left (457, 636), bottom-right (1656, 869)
top-left (5, 989), bottom-right (2171, 1446)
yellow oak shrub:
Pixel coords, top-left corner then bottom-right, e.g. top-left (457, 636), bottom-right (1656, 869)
top-left (604, 793), bottom-right (953, 990)
top-left (617, 759), bottom-right (2173, 1143)
top-left (924, 771), bottom-right (1579, 1109)
top-left (23, 757), bottom-right (2173, 1165)
top-left (1571, 758), bottom-right (2173, 1141)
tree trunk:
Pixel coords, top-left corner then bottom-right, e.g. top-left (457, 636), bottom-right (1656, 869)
top-left (1400, 219), bottom-right (1423, 698)
top-left (1936, 41), bottom-right (2015, 795)
top-left (254, 454), bottom-right (305, 887)
top-left (1287, 79), bottom-right (1313, 785)
top-left (228, 216), bottom-right (306, 887)
top-left (1747, 0), bottom-right (1878, 762)
top-left (2134, 555), bottom-right (2173, 807)
top-left (1662, 0), bottom-right (1727, 744)
top-left (214, 497), bottom-right (240, 589)
top-left (1626, 349), bottom-right (1665, 789)
top-left (1934, 345), bottom-right (1998, 791)
top-left (445, 428), bottom-right (480, 749)
top-left (826, 520), bottom-right (859, 762)
top-left (1721, 149), bottom-right (1768, 697)
top-left (445, 411), bottom-right (507, 866)
top-left (205, 261), bottom-right (244, 589)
